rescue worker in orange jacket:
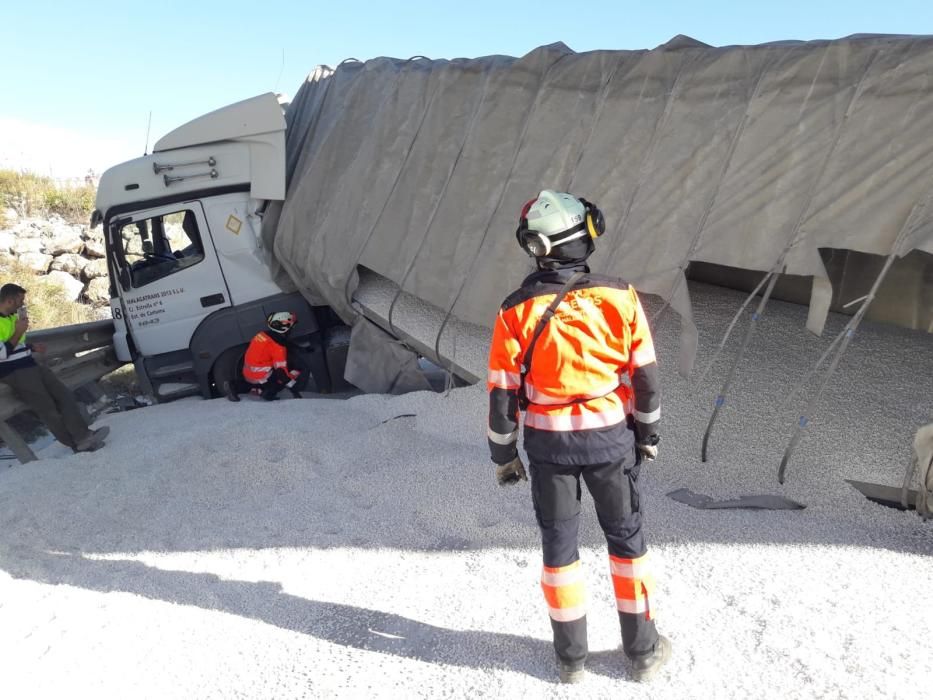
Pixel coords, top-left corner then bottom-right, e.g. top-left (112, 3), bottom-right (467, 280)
top-left (226, 311), bottom-right (306, 401)
top-left (487, 190), bottom-right (670, 684)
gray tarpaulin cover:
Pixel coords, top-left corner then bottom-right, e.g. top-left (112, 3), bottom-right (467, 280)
top-left (262, 35), bottom-right (933, 375)
top-left (344, 318), bottom-right (432, 395)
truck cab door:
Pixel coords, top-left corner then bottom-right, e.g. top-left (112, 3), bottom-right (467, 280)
top-left (109, 201), bottom-right (231, 357)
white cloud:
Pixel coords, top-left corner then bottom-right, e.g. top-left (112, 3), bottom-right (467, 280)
top-left (0, 118), bottom-right (141, 181)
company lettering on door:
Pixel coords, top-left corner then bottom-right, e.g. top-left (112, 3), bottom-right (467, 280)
top-left (125, 288), bottom-right (185, 327)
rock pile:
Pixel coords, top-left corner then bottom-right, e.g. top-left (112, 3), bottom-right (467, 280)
top-left (0, 207), bottom-right (109, 306)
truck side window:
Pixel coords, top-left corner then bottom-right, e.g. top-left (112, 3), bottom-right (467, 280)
top-left (121, 209), bottom-right (205, 287)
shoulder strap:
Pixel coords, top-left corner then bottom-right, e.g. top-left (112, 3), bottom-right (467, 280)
top-left (518, 271), bottom-right (583, 409)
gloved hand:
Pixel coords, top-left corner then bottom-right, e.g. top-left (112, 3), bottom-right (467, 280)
top-left (636, 434), bottom-right (660, 462)
top-left (495, 456), bottom-right (528, 486)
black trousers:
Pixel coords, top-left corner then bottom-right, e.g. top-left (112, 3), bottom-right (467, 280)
top-left (1, 364), bottom-right (91, 449)
top-left (530, 446), bottom-right (659, 666)
top-left (239, 366), bottom-right (308, 400)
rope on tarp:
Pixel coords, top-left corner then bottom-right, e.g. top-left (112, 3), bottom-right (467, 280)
top-left (698, 47), bottom-right (879, 464)
top-left (432, 52), bottom-right (570, 383)
top-left (383, 65), bottom-right (500, 342)
top-left (652, 47), bottom-right (784, 327)
top-left (340, 56), bottom-right (452, 314)
top-left (692, 268), bottom-right (774, 393)
top-left (701, 267), bottom-right (782, 463)
top-left (565, 52), bottom-right (629, 193)
top-left (778, 198), bottom-right (924, 483)
top-left (610, 54), bottom-right (691, 258)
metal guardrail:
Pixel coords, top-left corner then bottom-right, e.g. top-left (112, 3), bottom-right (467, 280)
top-left (0, 319), bottom-right (123, 464)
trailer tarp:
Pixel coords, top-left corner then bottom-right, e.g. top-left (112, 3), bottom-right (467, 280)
top-left (263, 35), bottom-right (933, 374)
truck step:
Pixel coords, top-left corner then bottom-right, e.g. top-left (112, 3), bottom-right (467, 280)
top-left (148, 361), bottom-right (196, 379)
top-left (153, 382), bottom-right (201, 402)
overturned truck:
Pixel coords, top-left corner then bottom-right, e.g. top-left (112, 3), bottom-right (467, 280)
top-left (94, 34), bottom-right (932, 472)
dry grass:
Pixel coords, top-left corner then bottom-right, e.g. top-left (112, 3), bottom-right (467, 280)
top-left (0, 256), bottom-right (96, 330)
top-left (0, 169), bottom-right (96, 224)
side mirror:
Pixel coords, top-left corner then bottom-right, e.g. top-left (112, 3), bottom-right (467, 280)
top-left (142, 240), bottom-right (154, 254)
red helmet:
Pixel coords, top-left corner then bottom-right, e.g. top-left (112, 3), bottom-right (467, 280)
top-left (266, 311), bottom-right (297, 334)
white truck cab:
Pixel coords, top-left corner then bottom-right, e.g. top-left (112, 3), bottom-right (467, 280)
top-left (93, 94), bottom-right (343, 401)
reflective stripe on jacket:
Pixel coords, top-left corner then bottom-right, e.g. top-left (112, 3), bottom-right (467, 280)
top-left (242, 331), bottom-right (288, 384)
top-left (487, 267), bottom-right (660, 466)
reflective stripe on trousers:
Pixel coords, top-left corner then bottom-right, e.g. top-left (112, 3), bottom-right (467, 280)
top-left (541, 560), bottom-right (586, 622)
top-left (609, 553), bottom-right (655, 618)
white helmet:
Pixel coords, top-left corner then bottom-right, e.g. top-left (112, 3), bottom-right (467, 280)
top-left (515, 190), bottom-right (603, 258)
top-left (267, 311), bottom-right (297, 334)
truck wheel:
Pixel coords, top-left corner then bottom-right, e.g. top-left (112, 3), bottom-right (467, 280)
top-left (210, 344), bottom-right (248, 398)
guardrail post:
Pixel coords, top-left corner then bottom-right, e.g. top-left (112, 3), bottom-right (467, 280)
top-left (0, 419), bottom-right (37, 464)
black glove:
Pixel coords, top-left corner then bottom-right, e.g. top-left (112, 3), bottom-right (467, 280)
top-left (636, 434), bottom-right (660, 461)
top-left (495, 456), bottom-right (528, 486)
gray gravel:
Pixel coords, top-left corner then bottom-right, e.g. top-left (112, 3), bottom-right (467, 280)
top-left (0, 281), bottom-right (930, 699)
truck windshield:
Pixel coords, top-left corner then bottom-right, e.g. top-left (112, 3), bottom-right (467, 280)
top-left (120, 209), bottom-right (204, 288)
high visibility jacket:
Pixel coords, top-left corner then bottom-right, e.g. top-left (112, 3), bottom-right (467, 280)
top-left (487, 266), bottom-right (660, 466)
top-left (0, 312), bottom-right (35, 379)
top-left (242, 331), bottom-right (289, 384)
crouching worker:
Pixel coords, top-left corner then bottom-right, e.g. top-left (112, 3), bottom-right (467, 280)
top-left (486, 191), bottom-right (670, 684)
top-left (0, 283), bottom-right (108, 452)
top-left (225, 312), bottom-right (306, 402)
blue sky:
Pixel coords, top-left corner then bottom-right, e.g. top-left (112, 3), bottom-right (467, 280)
top-left (2, 0), bottom-right (931, 177)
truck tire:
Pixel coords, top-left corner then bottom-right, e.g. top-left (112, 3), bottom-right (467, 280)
top-left (210, 344), bottom-right (249, 398)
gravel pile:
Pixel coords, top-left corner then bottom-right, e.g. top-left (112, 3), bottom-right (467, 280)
top-left (0, 281), bottom-right (929, 699)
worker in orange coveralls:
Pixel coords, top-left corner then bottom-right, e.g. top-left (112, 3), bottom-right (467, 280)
top-left (486, 190), bottom-right (670, 684)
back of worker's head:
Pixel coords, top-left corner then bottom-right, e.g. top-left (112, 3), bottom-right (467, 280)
top-left (514, 190), bottom-right (605, 268)
top-left (266, 311), bottom-right (297, 335)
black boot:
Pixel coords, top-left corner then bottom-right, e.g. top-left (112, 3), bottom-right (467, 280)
top-left (557, 658), bottom-right (585, 684)
top-left (223, 380), bottom-right (240, 402)
top-left (630, 635), bottom-right (671, 682)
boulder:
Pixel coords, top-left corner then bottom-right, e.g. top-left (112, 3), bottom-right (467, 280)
top-left (85, 277), bottom-right (111, 305)
top-left (48, 236), bottom-right (85, 255)
top-left (33, 219), bottom-right (55, 238)
top-left (0, 230), bottom-right (15, 253)
top-left (85, 225), bottom-right (104, 241)
top-left (13, 221), bottom-right (40, 238)
top-left (18, 252), bottom-right (53, 273)
top-left (2, 207), bottom-right (18, 224)
top-left (50, 253), bottom-right (90, 276)
top-left (46, 270), bottom-right (85, 301)
top-left (83, 239), bottom-right (106, 258)
top-left (82, 258), bottom-right (109, 280)
top-left (49, 221), bottom-right (83, 240)
top-left (10, 238), bottom-right (44, 255)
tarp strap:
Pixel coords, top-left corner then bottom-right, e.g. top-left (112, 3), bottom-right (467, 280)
top-left (778, 198), bottom-right (926, 483)
top-left (342, 58), bottom-right (452, 313)
top-left (433, 53), bottom-right (569, 375)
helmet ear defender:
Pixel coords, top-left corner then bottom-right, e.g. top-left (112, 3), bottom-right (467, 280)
top-left (515, 194), bottom-right (605, 257)
top-left (578, 197), bottom-right (605, 240)
top-left (515, 198), bottom-right (549, 257)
